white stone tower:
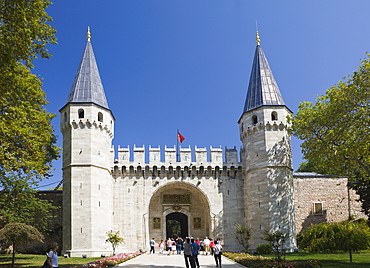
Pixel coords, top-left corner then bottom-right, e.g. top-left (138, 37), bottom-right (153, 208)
top-left (60, 28), bottom-right (115, 257)
top-left (239, 32), bottom-right (296, 250)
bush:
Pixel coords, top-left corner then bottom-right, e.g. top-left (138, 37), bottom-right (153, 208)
top-left (257, 244), bottom-right (273, 254)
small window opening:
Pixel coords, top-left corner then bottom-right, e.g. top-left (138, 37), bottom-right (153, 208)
top-left (252, 115), bottom-right (258, 124)
top-left (271, 111), bottom-right (278, 121)
top-left (98, 112), bottom-right (103, 122)
top-left (314, 202), bottom-right (323, 215)
top-left (78, 109), bottom-right (84, 118)
top-left (64, 112), bottom-right (67, 122)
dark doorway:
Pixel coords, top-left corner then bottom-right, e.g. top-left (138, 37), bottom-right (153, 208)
top-left (166, 212), bottom-right (188, 239)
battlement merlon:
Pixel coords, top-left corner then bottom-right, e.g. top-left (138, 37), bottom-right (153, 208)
top-left (114, 145), bottom-right (242, 168)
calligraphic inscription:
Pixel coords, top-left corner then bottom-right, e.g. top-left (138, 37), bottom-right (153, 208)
top-left (153, 217), bottom-right (161, 229)
top-left (163, 194), bottom-right (190, 203)
top-left (193, 218), bottom-right (201, 229)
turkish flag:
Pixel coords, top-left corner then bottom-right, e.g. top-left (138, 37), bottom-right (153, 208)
top-left (177, 132), bottom-right (185, 143)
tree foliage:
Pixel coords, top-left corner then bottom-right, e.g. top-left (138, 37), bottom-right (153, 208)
top-left (0, 0), bottom-right (59, 231)
top-left (0, 0), bottom-right (57, 68)
top-left (289, 54), bottom-right (370, 217)
top-left (105, 230), bottom-right (124, 255)
top-left (0, 177), bottom-right (56, 232)
top-left (0, 62), bottom-right (59, 180)
top-left (234, 223), bottom-right (251, 252)
top-left (296, 160), bottom-right (325, 174)
top-left (0, 222), bottom-right (43, 267)
top-left (298, 219), bottom-right (370, 262)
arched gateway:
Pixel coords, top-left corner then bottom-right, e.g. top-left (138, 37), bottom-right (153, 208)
top-left (149, 182), bottom-right (211, 241)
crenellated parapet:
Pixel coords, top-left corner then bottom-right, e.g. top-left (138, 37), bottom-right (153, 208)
top-left (112, 145), bottom-right (243, 176)
top-left (60, 118), bottom-right (114, 138)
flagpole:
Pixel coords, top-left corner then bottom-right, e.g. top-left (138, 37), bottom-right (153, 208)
top-left (176, 129), bottom-right (179, 162)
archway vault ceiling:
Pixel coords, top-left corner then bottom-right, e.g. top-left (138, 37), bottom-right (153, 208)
top-left (149, 181), bottom-right (211, 208)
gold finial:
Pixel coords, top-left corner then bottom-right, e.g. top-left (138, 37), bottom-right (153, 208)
top-left (87, 26), bottom-right (91, 41)
top-left (256, 31), bottom-right (260, 45)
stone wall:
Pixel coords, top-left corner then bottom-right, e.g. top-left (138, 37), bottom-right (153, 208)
top-left (293, 173), bottom-right (366, 234)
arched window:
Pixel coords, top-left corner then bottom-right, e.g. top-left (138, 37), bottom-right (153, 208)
top-left (64, 112), bottom-right (67, 122)
top-left (252, 115), bottom-right (258, 125)
top-left (271, 111), bottom-right (278, 121)
top-left (98, 112), bottom-right (103, 122)
top-left (78, 109), bottom-right (84, 119)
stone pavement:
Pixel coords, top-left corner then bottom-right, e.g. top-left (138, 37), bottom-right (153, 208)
top-left (117, 253), bottom-right (244, 268)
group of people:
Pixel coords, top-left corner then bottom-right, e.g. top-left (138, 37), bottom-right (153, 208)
top-left (149, 236), bottom-right (223, 267)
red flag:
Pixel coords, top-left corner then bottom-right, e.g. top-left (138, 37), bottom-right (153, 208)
top-left (177, 132), bottom-right (185, 143)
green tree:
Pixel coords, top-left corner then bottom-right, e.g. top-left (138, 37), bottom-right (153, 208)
top-left (0, 177), bottom-right (56, 232)
top-left (105, 230), bottom-right (124, 255)
top-left (0, 62), bottom-right (59, 181)
top-left (0, 0), bottom-right (57, 68)
top-left (299, 219), bottom-right (370, 262)
top-left (0, 222), bottom-right (44, 268)
top-left (0, 0), bottom-right (59, 233)
top-left (234, 223), bottom-right (251, 252)
top-left (296, 160), bottom-right (325, 173)
top-left (261, 230), bottom-right (289, 260)
top-left (289, 54), bottom-right (370, 217)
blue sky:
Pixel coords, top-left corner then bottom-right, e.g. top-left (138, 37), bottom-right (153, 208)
top-left (34, 1), bottom-right (370, 189)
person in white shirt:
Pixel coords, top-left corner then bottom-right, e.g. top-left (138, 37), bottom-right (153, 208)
top-left (203, 236), bottom-right (210, 255)
top-left (213, 241), bottom-right (222, 267)
top-left (47, 243), bottom-right (59, 268)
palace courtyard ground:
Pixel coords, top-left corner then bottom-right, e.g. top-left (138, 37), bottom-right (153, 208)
top-left (117, 252), bottom-right (242, 267)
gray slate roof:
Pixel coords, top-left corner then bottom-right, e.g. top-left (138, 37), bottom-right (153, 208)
top-left (66, 40), bottom-right (109, 109)
top-left (243, 44), bottom-right (285, 113)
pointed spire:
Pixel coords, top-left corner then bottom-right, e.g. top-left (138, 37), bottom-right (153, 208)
top-left (87, 26), bottom-right (91, 41)
top-left (256, 31), bottom-right (260, 46)
top-left (66, 27), bottom-right (109, 109)
top-left (242, 33), bottom-right (285, 113)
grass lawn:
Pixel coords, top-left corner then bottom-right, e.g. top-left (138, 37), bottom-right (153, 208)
top-left (0, 254), bottom-right (102, 268)
top-left (224, 251), bottom-right (370, 268)
top-left (282, 251), bottom-right (370, 268)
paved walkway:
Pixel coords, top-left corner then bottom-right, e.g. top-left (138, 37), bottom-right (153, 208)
top-left (117, 253), bottom-right (243, 268)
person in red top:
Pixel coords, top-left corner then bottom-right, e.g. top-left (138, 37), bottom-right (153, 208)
top-left (195, 237), bottom-right (200, 245)
top-left (209, 238), bottom-right (215, 255)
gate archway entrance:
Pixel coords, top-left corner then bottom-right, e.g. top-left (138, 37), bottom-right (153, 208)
top-left (148, 182), bottom-right (211, 242)
top-left (166, 212), bottom-right (188, 239)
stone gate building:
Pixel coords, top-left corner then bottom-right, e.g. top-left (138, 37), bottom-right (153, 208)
top-left (59, 30), bottom-right (364, 257)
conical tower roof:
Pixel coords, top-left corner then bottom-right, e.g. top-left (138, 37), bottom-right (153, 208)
top-left (66, 28), bottom-right (109, 109)
top-left (242, 32), bottom-right (285, 113)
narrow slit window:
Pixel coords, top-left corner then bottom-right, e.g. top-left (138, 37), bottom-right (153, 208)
top-left (98, 112), bottom-right (103, 122)
top-left (78, 109), bottom-right (84, 119)
top-left (252, 115), bottom-right (258, 124)
top-left (271, 111), bottom-right (278, 121)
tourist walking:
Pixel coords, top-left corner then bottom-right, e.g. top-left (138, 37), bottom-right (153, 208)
top-left (166, 238), bottom-right (172, 254)
top-left (209, 238), bottom-right (215, 255)
top-left (183, 238), bottom-right (196, 268)
top-left (149, 238), bottom-right (156, 254)
top-left (171, 238), bottom-right (176, 255)
top-left (46, 243), bottom-right (59, 268)
top-left (159, 239), bottom-right (165, 254)
top-left (213, 241), bottom-right (222, 267)
top-left (203, 236), bottom-right (210, 255)
top-left (191, 238), bottom-right (200, 268)
top-left (176, 237), bottom-right (183, 254)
